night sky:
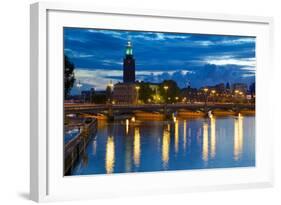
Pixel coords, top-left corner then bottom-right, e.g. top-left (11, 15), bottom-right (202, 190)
top-left (64, 27), bottom-right (255, 94)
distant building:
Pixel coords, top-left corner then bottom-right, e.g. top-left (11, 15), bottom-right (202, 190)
top-left (113, 83), bottom-right (137, 104)
top-left (214, 83), bottom-right (225, 94)
top-left (81, 88), bottom-right (95, 103)
top-left (181, 86), bottom-right (198, 102)
top-left (113, 40), bottom-right (137, 104)
top-left (232, 83), bottom-right (248, 93)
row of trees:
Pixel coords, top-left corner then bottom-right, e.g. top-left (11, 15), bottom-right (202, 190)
top-left (136, 80), bottom-right (181, 104)
top-left (64, 55), bottom-right (75, 99)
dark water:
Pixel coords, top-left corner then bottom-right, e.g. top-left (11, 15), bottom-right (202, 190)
top-left (70, 116), bottom-right (255, 175)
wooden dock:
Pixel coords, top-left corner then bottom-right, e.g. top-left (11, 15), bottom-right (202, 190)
top-left (64, 118), bottom-right (97, 175)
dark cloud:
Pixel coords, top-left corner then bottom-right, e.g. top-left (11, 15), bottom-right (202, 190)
top-left (64, 27), bottom-right (256, 90)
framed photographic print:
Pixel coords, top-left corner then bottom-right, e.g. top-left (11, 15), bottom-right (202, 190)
top-left (30, 2), bottom-right (274, 202)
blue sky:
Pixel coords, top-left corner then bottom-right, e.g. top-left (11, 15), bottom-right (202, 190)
top-left (64, 27), bottom-right (255, 93)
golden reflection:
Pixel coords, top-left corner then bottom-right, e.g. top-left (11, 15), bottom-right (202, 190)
top-left (174, 120), bottom-right (179, 154)
top-left (210, 117), bottom-right (216, 159)
top-left (125, 119), bottom-right (129, 135)
top-left (92, 139), bottom-right (97, 156)
top-left (125, 139), bottom-right (132, 172)
top-left (202, 122), bottom-right (209, 162)
top-left (162, 126), bottom-right (170, 169)
top-left (105, 136), bottom-right (115, 174)
top-left (133, 127), bottom-right (141, 167)
top-left (234, 115), bottom-right (244, 161)
top-left (183, 120), bottom-right (187, 152)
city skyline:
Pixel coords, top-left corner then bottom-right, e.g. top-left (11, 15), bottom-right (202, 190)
top-left (64, 28), bottom-right (256, 94)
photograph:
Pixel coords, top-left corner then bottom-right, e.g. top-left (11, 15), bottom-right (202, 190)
top-left (63, 28), bottom-right (256, 176)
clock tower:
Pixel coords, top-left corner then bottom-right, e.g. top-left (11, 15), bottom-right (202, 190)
top-left (123, 40), bottom-right (135, 83)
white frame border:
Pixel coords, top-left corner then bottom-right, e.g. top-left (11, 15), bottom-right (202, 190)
top-left (30, 2), bottom-right (274, 202)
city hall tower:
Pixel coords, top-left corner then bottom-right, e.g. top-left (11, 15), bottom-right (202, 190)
top-left (123, 40), bottom-right (135, 83)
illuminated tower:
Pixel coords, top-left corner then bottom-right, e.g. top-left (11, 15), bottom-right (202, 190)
top-left (123, 40), bottom-right (135, 83)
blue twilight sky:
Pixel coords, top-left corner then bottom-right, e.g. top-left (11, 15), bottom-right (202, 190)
top-left (64, 27), bottom-right (256, 93)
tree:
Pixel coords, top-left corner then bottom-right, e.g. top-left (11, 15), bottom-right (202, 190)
top-left (137, 81), bottom-right (154, 103)
top-left (159, 80), bottom-right (181, 103)
top-left (64, 55), bottom-right (75, 98)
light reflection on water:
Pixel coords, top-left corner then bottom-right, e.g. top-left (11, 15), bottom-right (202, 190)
top-left (70, 116), bottom-right (255, 175)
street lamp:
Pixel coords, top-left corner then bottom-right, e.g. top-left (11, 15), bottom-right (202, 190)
top-left (107, 81), bottom-right (114, 103)
top-left (135, 85), bottom-right (140, 104)
top-left (239, 91), bottom-right (244, 103)
top-left (76, 80), bottom-right (83, 103)
top-left (164, 85), bottom-right (168, 103)
top-left (234, 89), bottom-right (239, 103)
top-left (203, 88), bottom-right (209, 106)
top-left (211, 90), bottom-right (216, 103)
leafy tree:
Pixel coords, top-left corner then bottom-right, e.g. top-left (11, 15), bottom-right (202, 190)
top-left (137, 81), bottom-right (154, 103)
top-left (159, 80), bottom-right (181, 103)
top-left (64, 55), bottom-right (75, 99)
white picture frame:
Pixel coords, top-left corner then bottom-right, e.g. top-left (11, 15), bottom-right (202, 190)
top-left (30, 1), bottom-right (274, 202)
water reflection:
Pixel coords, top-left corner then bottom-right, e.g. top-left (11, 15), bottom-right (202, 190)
top-left (92, 139), bottom-right (97, 156)
top-left (234, 115), bottom-right (244, 161)
top-left (105, 136), bottom-right (115, 174)
top-left (134, 127), bottom-right (141, 167)
top-left (210, 117), bottom-right (216, 159)
top-left (70, 115), bottom-right (255, 175)
top-left (202, 122), bottom-right (209, 162)
top-left (183, 120), bottom-right (187, 152)
top-left (162, 125), bottom-right (170, 169)
top-left (174, 120), bottom-right (179, 154)
top-left (125, 119), bottom-right (129, 135)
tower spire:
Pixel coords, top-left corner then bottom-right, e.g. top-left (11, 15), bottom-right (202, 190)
top-left (125, 39), bottom-right (133, 56)
top-left (123, 39), bottom-right (135, 83)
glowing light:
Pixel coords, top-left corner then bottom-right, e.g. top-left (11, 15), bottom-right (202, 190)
top-left (125, 119), bottom-right (129, 135)
top-left (131, 117), bottom-right (135, 122)
top-left (203, 88), bottom-right (209, 93)
top-left (133, 127), bottom-right (141, 167)
top-left (76, 80), bottom-right (82, 88)
top-left (162, 127), bottom-right (170, 169)
top-left (234, 115), bottom-right (244, 161)
top-left (105, 136), bottom-right (115, 174)
top-left (202, 122), bottom-right (209, 162)
top-left (210, 117), bottom-right (216, 159)
top-left (183, 120), bottom-right (187, 152)
top-left (175, 120), bottom-right (179, 154)
top-left (92, 139), bottom-right (97, 156)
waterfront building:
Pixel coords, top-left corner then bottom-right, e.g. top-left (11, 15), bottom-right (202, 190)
top-left (81, 88), bottom-right (95, 103)
top-left (113, 83), bottom-right (137, 104)
top-left (113, 40), bottom-right (137, 104)
top-left (232, 83), bottom-right (248, 93)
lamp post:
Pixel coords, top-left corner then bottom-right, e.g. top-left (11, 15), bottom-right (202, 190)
top-left (107, 81), bottom-right (114, 104)
top-left (211, 90), bottom-right (216, 104)
top-left (239, 91), bottom-right (244, 104)
top-left (135, 85), bottom-right (140, 104)
top-left (163, 85), bottom-right (169, 119)
top-left (203, 88), bottom-right (209, 106)
top-left (76, 80), bottom-right (82, 103)
top-left (234, 89), bottom-right (239, 104)
top-left (164, 85), bottom-right (168, 104)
